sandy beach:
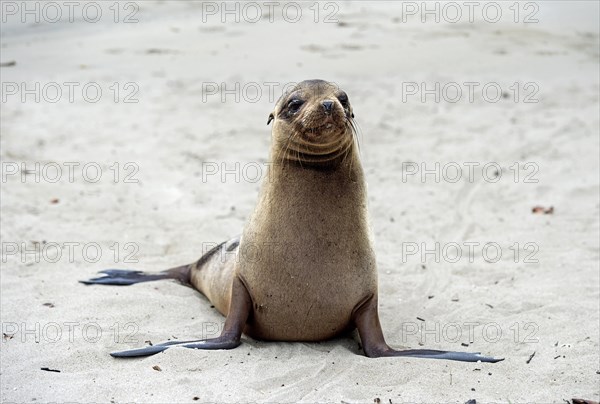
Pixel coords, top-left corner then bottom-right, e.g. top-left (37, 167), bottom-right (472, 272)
top-left (1, 1), bottom-right (599, 403)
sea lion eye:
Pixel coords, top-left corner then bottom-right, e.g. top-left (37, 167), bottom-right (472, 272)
top-left (337, 93), bottom-right (349, 108)
top-left (287, 99), bottom-right (304, 113)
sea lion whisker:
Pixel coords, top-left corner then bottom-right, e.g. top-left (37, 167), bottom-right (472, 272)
top-left (280, 129), bottom-right (297, 166)
top-left (294, 134), bottom-right (347, 150)
top-left (295, 135), bottom-right (304, 168)
top-left (347, 118), bottom-right (361, 152)
top-left (288, 130), bottom-right (305, 167)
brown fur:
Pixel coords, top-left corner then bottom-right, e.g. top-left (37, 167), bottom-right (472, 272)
top-left (191, 80), bottom-right (378, 341)
top-left (87, 80), bottom-right (502, 362)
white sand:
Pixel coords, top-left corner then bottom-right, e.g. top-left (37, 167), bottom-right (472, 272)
top-left (1, 1), bottom-right (598, 403)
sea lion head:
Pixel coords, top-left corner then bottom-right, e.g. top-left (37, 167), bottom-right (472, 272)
top-left (268, 79), bottom-right (357, 167)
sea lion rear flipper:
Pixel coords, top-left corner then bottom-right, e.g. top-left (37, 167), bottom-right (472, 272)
top-left (79, 269), bottom-right (159, 285)
top-left (79, 266), bottom-right (190, 286)
top-left (353, 294), bottom-right (504, 363)
top-left (110, 276), bottom-right (252, 358)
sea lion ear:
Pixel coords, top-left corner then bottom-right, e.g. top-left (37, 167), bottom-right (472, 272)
top-left (267, 113), bottom-right (274, 125)
top-left (351, 112), bottom-right (355, 118)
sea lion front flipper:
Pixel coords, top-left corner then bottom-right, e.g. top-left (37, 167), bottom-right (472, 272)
top-left (352, 294), bottom-right (504, 363)
top-left (110, 276), bottom-right (252, 358)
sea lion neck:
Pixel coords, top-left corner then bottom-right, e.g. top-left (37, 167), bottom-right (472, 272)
top-left (260, 147), bottom-right (366, 203)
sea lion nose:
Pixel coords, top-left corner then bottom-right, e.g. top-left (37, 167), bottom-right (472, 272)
top-left (322, 100), bottom-right (334, 113)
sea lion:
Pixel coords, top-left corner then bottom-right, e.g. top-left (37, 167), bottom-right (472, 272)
top-left (82, 79), bottom-right (503, 363)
